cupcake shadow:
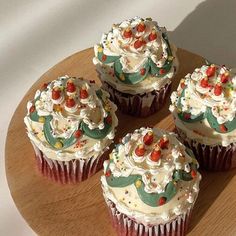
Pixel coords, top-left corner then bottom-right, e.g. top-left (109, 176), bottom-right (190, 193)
top-left (168, 0), bottom-right (236, 68)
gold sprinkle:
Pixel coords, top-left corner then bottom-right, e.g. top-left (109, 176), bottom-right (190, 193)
top-left (104, 105), bottom-right (110, 112)
top-left (135, 180), bottom-right (142, 188)
top-left (98, 46), bottom-right (103, 53)
top-left (53, 104), bottom-right (62, 112)
top-left (38, 117), bottom-right (45, 123)
top-left (54, 141), bottom-right (63, 149)
top-left (120, 74), bottom-right (125, 81)
top-left (225, 88), bottom-right (232, 98)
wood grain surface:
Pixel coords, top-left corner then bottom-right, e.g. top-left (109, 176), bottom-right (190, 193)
top-left (5, 48), bottom-right (236, 236)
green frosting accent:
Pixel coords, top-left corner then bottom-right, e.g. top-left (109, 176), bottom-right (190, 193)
top-left (29, 96), bottom-right (40, 122)
top-left (106, 174), bottom-right (140, 188)
top-left (114, 59), bottom-right (150, 84)
top-left (177, 88), bottom-right (236, 133)
top-left (173, 170), bottom-right (193, 181)
top-left (206, 107), bottom-right (236, 133)
top-left (173, 161), bottom-right (198, 182)
top-left (105, 161), bottom-right (196, 207)
top-left (97, 33), bottom-right (174, 85)
top-left (80, 117), bottom-right (112, 139)
top-left (178, 112), bottom-right (205, 123)
top-left (29, 87), bottom-right (113, 148)
top-left (136, 180), bottom-right (177, 207)
top-left (43, 115), bottom-right (77, 149)
top-left (29, 95), bottom-right (78, 149)
top-left (106, 170), bottom-right (177, 207)
top-left (30, 110), bottom-right (40, 122)
top-left (149, 58), bottom-right (172, 77)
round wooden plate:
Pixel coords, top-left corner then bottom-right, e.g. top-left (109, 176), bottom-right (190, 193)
top-left (5, 48), bottom-right (236, 236)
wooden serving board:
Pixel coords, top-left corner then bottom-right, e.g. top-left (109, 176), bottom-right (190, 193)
top-left (5, 48), bottom-right (236, 236)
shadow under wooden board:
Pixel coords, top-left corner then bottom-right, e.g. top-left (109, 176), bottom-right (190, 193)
top-left (5, 48), bottom-right (236, 236)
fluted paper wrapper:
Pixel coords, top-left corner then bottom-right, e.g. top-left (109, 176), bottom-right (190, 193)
top-left (102, 82), bottom-right (171, 117)
top-left (176, 127), bottom-right (236, 171)
top-left (105, 199), bottom-right (192, 236)
top-left (32, 143), bottom-right (106, 184)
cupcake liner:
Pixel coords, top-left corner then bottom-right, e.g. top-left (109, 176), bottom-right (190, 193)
top-left (102, 81), bottom-right (171, 117)
top-left (32, 143), bottom-right (107, 184)
top-left (176, 127), bottom-right (236, 171)
top-left (105, 199), bottom-right (192, 236)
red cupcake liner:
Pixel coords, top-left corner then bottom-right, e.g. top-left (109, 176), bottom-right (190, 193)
top-left (102, 82), bottom-right (171, 117)
top-left (106, 199), bottom-right (192, 236)
top-left (176, 127), bottom-right (236, 171)
top-left (32, 143), bottom-right (107, 184)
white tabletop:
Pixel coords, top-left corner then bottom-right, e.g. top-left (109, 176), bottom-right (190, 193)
top-left (1, 0), bottom-right (236, 235)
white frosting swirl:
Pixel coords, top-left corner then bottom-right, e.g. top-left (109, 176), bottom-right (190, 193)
top-left (24, 76), bottom-right (118, 161)
top-left (93, 17), bottom-right (179, 95)
top-left (170, 65), bottom-right (236, 146)
top-left (101, 127), bottom-right (201, 225)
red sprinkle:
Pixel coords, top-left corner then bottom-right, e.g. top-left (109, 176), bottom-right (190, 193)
top-left (134, 39), bottom-right (144, 49)
top-left (214, 83), bottom-right (222, 96)
top-left (159, 197), bottom-right (166, 206)
top-left (150, 148), bottom-right (161, 162)
top-left (105, 115), bottom-right (112, 125)
top-left (180, 81), bottom-right (186, 89)
top-left (74, 130), bottom-right (82, 139)
top-left (135, 145), bottom-right (146, 157)
top-left (102, 54), bottom-right (107, 61)
top-left (137, 22), bottom-right (146, 32)
top-left (66, 97), bottom-right (76, 108)
top-left (158, 138), bottom-right (169, 149)
top-left (221, 73), bottom-right (229, 83)
top-left (66, 81), bottom-right (76, 93)
top-left (206, 65), bottom-right (216, 77)
top-left (148, 31), bottom-right (157, 41)
top-left (159, 68), bottom-right (166, 75)
top-left (220, 124), bottom-right (228, 133)
top-left (52, 88), bottom-right (61, 100)
top-left (80, 89), bottom-right (89, 99)
top-left (200, 78), bottom-right (209, 88)
top-left (29, 105), bottom-right (35, 113)
top-left (191, 170), bottom-right (197, 178)
top-left (184, 113), bottom-right (191, 120)
top-left (143, 132), bottom-right (154, 146)
top-left (123, 28), bottom-right (132, 38)
top-left (41, 83), bottom-right (48, 90)
top-left (140, 68), bottom-right (146, 76)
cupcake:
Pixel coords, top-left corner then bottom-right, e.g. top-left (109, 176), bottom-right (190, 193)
top-left (93, 17), bottom-right (178, 117)
top-left (101, 127), bottom-right (201, 236)
top-left (170, 64), bottom-right (236, 171)
top-left (24, 76), bottom-right (118, 184)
